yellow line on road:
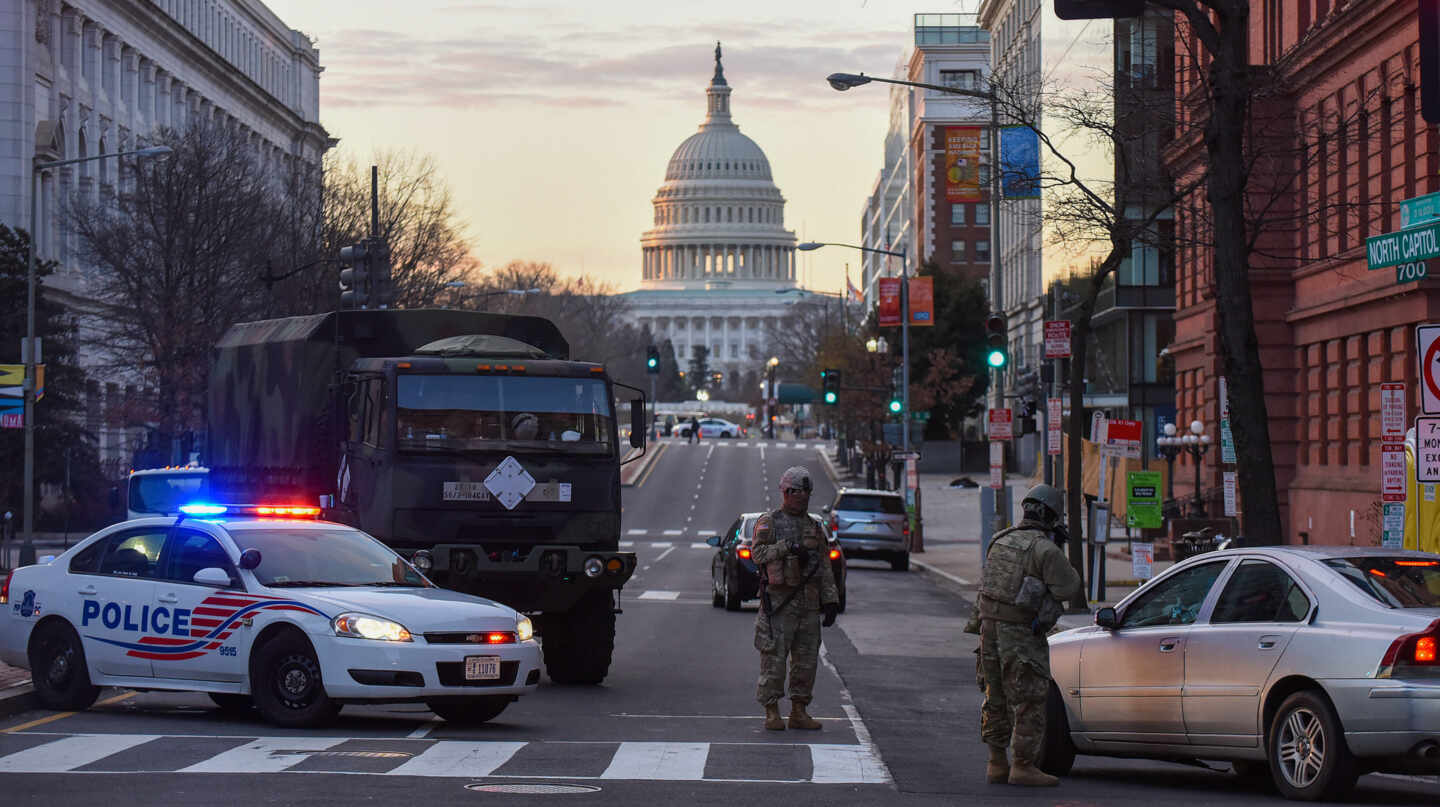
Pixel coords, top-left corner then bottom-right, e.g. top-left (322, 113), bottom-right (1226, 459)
top-left (4, 691), bottom-right (136, 733)
top-left (633, 442), bottom-right (668, 489)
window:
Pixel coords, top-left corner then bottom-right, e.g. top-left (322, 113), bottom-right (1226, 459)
top-left (939, 69), bottom-right (982, 91)
top-left (951, 204), bottom-right (967, 226)
top-left (1119, 561), bottom-right (1228, 628)
top-left (161, 529), bottom-right (238, 586)
top-left (975, 204), bottom-right (989, 226)
top-left (96, 530), bottom-right (168, 578)
top-left (951, 240), bottom-right (966, 262)
top-left (835, 494), bottom-right (906, 515)
top-left (231, 526), bottom-right (426, 588)
top-left (976, 240), bottom-right (990, 262)
top-left (396, 376), bottom-right (614, 450)
top-left (70, 538), bottom-right (110, 574)
top-left (1324, 557), bottom-right (1440, 608)
top-left (1211, 560), bottom-right (1310, 623)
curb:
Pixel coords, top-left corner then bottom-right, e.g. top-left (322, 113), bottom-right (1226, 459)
top-left (620, 442), bottom-right (666, 487)
top-left (911, 557), bottom-right (973, 589)
top-left (0, 682), bottom-right (35, 720)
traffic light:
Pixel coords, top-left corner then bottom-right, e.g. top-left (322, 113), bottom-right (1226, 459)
top-left (338, 242), bottom-right (371, 309)
top-left (985, 313), bottom-right (1008, 369)
top-left (888, 366), bottom-right (903, 415)
top-left (1053, 0), bottom-right (1144, 20)
top-left (369, 239), bottom-right (394, 309)
top-left (822, 368), bottom-right (840, 405)
top-left (1424, 0), bottom-right (1440, 123)
top-left (646, 345), bottom-right (659, 373)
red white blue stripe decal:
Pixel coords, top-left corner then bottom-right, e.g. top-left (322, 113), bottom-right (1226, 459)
top-left (87, 592), bottom-right (328, 661)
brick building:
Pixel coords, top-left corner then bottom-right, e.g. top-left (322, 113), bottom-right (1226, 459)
top-left (1166, 0), bottom-right (1439, 544)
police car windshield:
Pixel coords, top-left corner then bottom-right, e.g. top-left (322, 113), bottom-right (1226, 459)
top-left (232, 527), bottom-right (428, 588)
top-left (396, 376), bottom-right (613, 453)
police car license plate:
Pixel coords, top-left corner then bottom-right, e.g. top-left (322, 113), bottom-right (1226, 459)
top-left (464, 655), bottom-right (501, 680)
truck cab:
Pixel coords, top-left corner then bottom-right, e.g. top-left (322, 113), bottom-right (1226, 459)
top-left (125, 466), bottom-right (210, 520)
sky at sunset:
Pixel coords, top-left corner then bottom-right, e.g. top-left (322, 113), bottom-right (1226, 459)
top-left (264, 1), bottom-right (1113, 294)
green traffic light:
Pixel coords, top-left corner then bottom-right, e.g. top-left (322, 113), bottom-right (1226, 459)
top-left (986, 349), bottom-right (1007, 368)
top-left (647, 358), bottom-right (658, 368)
top-left (888, 399), bottom-right (903, 414)
top-left (824, 391), bottom-right (837, 404)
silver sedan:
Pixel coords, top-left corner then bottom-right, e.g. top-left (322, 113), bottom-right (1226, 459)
top-left (1043, 546), bottom-right (1440, 801)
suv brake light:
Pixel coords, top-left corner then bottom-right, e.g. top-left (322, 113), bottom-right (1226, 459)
top-left (1379, 618), bottom-right (1440, 676)
top-left (738, 546), bottom-right (751, 559)
top-left (0, 570), bottom-right (11, 605)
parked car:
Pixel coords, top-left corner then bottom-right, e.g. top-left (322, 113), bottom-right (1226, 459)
top-left (1043, 546), bottom-right (1440, 801)
top-left (677, 418), bottom-right (745, 439)
top-left (707, 512), bottom-right (846, 612)
top-left (824, 488), bottom-right (909, 571)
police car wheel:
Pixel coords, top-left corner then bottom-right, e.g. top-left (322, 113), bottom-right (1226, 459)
top-left (208, 693), bottom-right (254, 713)
top-left (251, 632), bottom-right (341, 728)
top-left (28, 621), bottom-right (100, 712)
top-left (427, 696), bottom-right (510, 724)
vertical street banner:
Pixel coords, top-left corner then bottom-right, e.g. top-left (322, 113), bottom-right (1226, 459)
top-left (999, 126), bottom-right (1041, 200)
top-left (0, 364), bottom-right (43, 429)
top-left (1381, 382), bottom-right (1406, 442)
top-left (1223, 470), bottom-right (1238, 517)
top-left (1126, 470), bottom-right (1163, 528)
top-left (908, 277), bottom-right (934, 326)
top-left (1383, 443), bottom-right (1407, 501)
top-left (877, 277), bottom-right (902, 326)
top-left (945, 126), bottom-right (983, 202)
top-left (1044, 321), bottom-right (1071, 359)
top-left (1046, 397), bottom-right (1062, 455)
top-left (1219, 376), bottom-right (1237, 464)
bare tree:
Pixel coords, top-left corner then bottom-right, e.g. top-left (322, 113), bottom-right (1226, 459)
top-left (69, 122), bottom-right (276, 439)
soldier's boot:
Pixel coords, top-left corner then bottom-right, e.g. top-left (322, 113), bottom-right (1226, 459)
top-left (763, 703), bottom-right (786, 731)
top-left (787, 701), bottom-right (822, 730)
top-left (1007, 759), bottom-right (1058, 787)
top-left (985, 745), bottom-right (1010, 784)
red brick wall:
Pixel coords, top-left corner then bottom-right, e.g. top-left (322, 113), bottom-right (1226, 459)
top-left (918, 124), bottom-right (991, 281)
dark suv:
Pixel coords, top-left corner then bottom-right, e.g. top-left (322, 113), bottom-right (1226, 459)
top-left (707, 512), bottom-right (847, 612)
top-left (824, 488), bottom-right (909, 571)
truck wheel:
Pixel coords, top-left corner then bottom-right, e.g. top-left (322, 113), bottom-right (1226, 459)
top-left (28, 621), bottom-right (100, 712)
top-left (427, 696), bottom-right (510, 724)
top-left (250, 630), bottom-right (341, 728)
top-left (543, 591), bottom-right (616, 685)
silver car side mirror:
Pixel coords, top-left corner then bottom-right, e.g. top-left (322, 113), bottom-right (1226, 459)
top-left (1095, 607), bottom-right (1118, 629)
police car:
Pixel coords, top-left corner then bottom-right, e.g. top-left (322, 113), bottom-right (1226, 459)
top-left (0, 504), bottom-right (540, 728)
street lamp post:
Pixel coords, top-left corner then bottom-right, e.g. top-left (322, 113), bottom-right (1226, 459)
top-left (21, 145), bottom-right (171, 566)
top-left (1155, 422), bottom-right (1183, 517)
top-left (765, 357), bottom-right (779, 439)
top-left (1158, 420), bottom-right (1212, 518)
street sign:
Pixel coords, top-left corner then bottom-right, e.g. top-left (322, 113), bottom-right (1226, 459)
top-left (1223, 470), bottom-right (1238, 517)
top-left (1131, 541), bottom-right (1155, 580)
top-left (1402, 190), bottom-right (1440, 229)
top-left (1046, 397), bottom-right (1062, 455)
top-left (1418, 416), bottom-right (1440, 482)
top-left (1397, 260), bottom-right (1430, 285)
top-left (1367, 219), bottom-right (1440, 270)
top-left (989, 440), bottom-right (1004, 490)
top-left (1418, 325), bottom-right (1440, 414)
top-left (1383, 502), bottom-right (1406, 549)
top-left (894, 451), bottom-right (921, 461)
top-left (1126, 470), bottom-right (1162, 529)
top-left (988, 408), bottom-right (1013, 440)
top-left (1382, 382), bottom-right (1407, 442)
top-left (1090, 412), bottom-right (1107, 445)
top-left (1383, 443), bottom-right (1408, 502)
top-left (1219, 376), bottom-right (1236, 464)
top-left (1044, 320), bottom-right (1072, 359)
top-left (1105, 418), bottom-right (1143, 459)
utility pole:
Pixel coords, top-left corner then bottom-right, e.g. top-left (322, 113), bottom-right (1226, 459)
top-left (987, 93), bottom-right (1007, 536)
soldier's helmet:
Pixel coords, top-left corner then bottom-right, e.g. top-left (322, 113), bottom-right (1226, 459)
top-left (779, 466), bottom-right (813, 494)
top-left (1021, 484), bottom-right (1065, 523)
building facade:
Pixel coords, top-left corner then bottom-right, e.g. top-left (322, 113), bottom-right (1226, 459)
top-left (1166, 1), bottom-right (1437, 543)
top-left (1, 0), bottom-right (327, 467)
top-left (860, 14), bottom-right (993, 297)
top-left (624, 45), bottom-right (801, 387)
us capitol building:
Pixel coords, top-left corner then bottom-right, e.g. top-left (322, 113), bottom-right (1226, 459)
top-left (623, 44), bottom-right (800, 385)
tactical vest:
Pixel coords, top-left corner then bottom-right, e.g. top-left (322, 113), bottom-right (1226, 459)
top-left (762, 510), bottom-right (822, 587)
top-left (979, 525), bottom-right (1045, 610)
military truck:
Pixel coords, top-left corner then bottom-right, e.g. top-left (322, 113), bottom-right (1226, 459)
top-left (205, 309), bottom-right (644, 684)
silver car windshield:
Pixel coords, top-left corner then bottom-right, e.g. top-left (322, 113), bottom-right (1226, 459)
top-left (1324, 557), bottom-right (1440, 608)
top-left (232, 528), bottom-right (428, 588)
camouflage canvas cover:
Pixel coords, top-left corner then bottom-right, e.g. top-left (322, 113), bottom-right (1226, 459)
top-left (207, 309), bottom-right (568, 498)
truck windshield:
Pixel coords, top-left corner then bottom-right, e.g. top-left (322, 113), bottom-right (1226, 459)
top-left (396, 375), bottom-right (613, 453)
top-left (230, 526), bottom-right (429, 588)
top-left (129, 473), bottom-right (208, 515)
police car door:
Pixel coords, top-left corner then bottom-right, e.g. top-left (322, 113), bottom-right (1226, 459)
top-left (68, 527), bottom-right (166, 679)
top-left (150, 527), bottom-right (249, 683)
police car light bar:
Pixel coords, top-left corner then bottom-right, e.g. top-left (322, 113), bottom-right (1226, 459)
top-left (177, 503), bottom-right (321, 518)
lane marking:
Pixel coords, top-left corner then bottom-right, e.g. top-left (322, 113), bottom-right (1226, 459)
top-left (405, 716), bottom-right (441, 739)
top-left (653, 546), bottom-right (676, 563)
top-left (601, 741), bottom-right (709, 780)
top-left (619, 541), bottom-right (635, 548)
top-left (636, 590), bottom-right (681, 600)
top-left (651, 541), bottom-right (674, 547)
top-left (3, 691), bottom-right (136, 733)
top-left (626, 529), bottom-right (648, 535)
top-left (180, 736), bottom-right (346, 773)
top-left (386, 740), bottom-right (526, 777)
top-left (819, 644), bottom-right (893, 784)
top-left (662, 529), bottom-right (683, 536)
top-left (0, 733), bottom-right (152, 772)
top-left (690, 543), bottom-right (710, 550)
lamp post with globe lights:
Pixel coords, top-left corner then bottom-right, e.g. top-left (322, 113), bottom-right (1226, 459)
top-left (1157, 421), bottom-right (1212, 518)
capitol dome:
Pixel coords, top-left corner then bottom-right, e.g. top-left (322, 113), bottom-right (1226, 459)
top-left (640, 43), bottom-right (797, 289)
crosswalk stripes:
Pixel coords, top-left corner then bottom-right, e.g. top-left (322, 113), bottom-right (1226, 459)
top-left (0, 734), bottom-right (890, 783)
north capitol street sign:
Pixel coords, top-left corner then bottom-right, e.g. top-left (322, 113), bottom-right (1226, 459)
top-left (1368, 220), bottom-right (1440, 270)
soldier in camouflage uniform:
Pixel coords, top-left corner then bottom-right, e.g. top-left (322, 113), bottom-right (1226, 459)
top-left (977, 484), bottom-right (1082, 787)
top-left (752, 466), bottom-right (841, 731)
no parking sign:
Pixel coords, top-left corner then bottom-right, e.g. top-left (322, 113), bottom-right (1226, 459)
top-left (1418, 325), bottom-right (1440, 414)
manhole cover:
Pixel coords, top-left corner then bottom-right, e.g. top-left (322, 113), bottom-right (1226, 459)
top-left (273, 750), bottom-right (413, 759)
top-left (465, 783), bottom-right (602, 795)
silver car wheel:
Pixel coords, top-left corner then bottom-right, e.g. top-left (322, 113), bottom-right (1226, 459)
top-left (1277, 706), bottom-right (1326, 790)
